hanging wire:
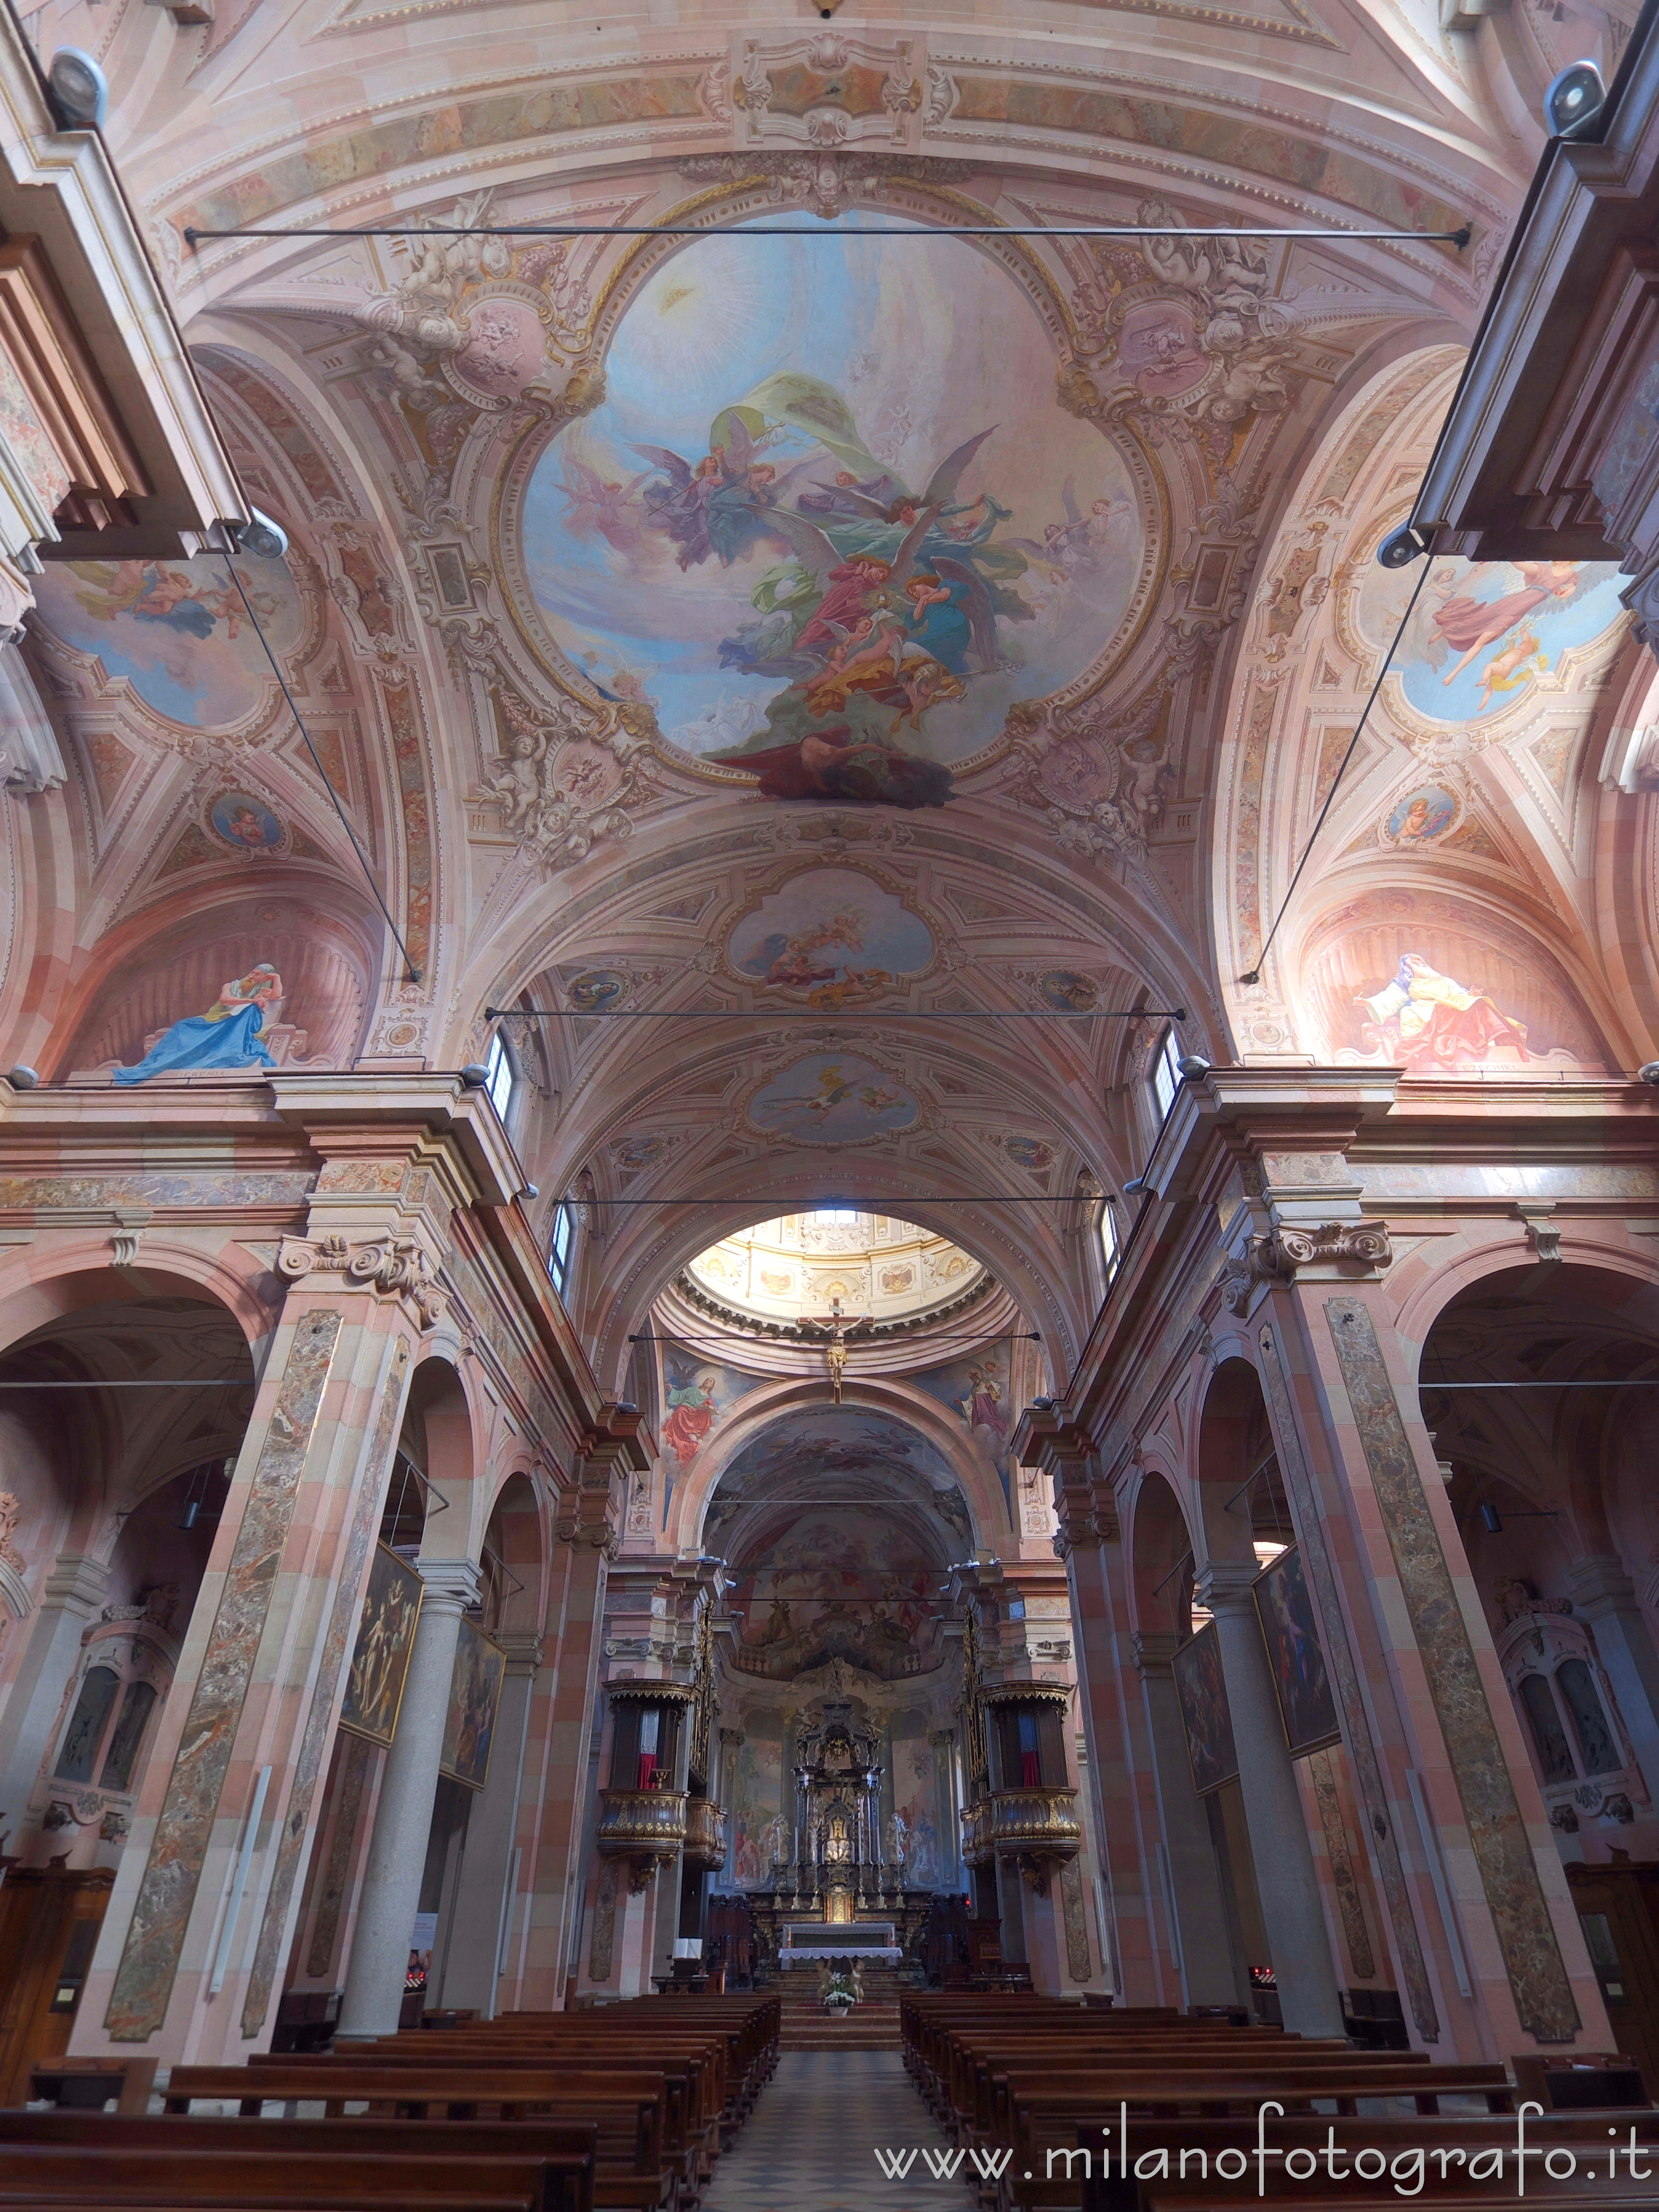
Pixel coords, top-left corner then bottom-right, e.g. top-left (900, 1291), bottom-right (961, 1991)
top-left (1238, 552), bottom-right (1432, 986)
top-left (218, 560), bottom-right (423, 984)
top-left (492, 1005), bottom-right (1186, 1022)
top-left (184, 221), bottom-right (1473, 247)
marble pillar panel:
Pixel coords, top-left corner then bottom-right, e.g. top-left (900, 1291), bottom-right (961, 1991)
top-left (240, 1337), bottom-right (411, 2038)
top-left (1308, 1746), bottom-right (1375, 1980)
top-left (1060, 1856), bottom-right (1093, 1984)
top-left (1258, 1321), bottom-right (1439, 2041)
top-left (105, 1309), bottom-right (343, 2041)
top-left (1324, 1296), bottom-right (1580, 2044)
top-left (306, 1732), bottom-right (373, 1980)
top-left (588, 1859), bottom-right (619, 1983)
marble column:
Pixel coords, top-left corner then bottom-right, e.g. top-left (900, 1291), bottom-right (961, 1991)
top-left (0, 1553), bottom-right (109, 1827)
top-left (1567, 1556), bottom-right (1659, 1807)
top-left (1196, 1561), bottom-right (1345, 2035)
top-left (337, 1556), bottom-right (481, 2037)
top-left (437, 1632), bottom-right (540, 2017)
top-left (1133, 1629), bottom-right (1241, 2008)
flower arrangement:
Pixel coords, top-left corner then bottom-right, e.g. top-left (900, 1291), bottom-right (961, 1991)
top-left (822, 1969), bottom-right (858, 2014)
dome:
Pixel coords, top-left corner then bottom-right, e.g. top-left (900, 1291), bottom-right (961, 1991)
top-left (684, 1210), bottom-right (986, 1332)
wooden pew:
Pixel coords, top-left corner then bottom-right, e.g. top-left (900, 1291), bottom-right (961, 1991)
top-left (0, 2113), bottom-right (594, 2212)
top-left (163, 2067), bottom-right (669, 2212)
top-left (0, 2143), bottom-right (552, 2211)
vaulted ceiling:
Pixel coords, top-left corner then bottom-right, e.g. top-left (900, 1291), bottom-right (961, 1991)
top-left (7, 0), bottom-right (1652, 1388)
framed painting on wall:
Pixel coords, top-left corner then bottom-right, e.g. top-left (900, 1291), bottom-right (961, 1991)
top-left (1253, 1545), bottom-right (1341, 1759)
top-left (440, 1616), bottom-right (506, 1790)
top-left (338, 1543), bottom-right (422, 1747)
top-left (1172, 1623), bottom-right (1238, 1795)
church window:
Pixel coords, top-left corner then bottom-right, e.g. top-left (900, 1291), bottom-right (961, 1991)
top-left (814, 1206), bottom-right (857, 1223)
top-left (484, 1032), bottom-right (516, 1122)
top-left (549, 1202), bottom-right (575, 1295)
top-left (1099, 1197), bottom-right (1121, 1279)
top-left (1519, 1673), bottom-right (1576, 1785)
top-left (1152, 1029), bottom-right (1182, 1121)
top-left (1556, 1658), bottom-right (1621, 1774)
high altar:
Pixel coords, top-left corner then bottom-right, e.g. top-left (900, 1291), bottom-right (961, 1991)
top-left (743, 1697), bottom-right (934, 1971)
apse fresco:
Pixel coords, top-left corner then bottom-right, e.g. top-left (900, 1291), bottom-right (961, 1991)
top-left (727, 1511), bottom-right (939, 1680)
top-left (32, 556), bottom-right (303, 726)
top-left (523, 215), bottom-right (1141, 803)
top-left (748, 1052), bottom-right (919, 1142)
top-left (1363, 556), bottom-right (1628, 726)
top-left (704, 1407), bottom-right (973, 1547)
top-left (728, 868), bottom-right (933, 1003)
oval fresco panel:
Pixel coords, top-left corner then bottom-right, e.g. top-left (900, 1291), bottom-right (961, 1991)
top-left (748, 1052), bottom-right (919, 1143)
top-left (729, 867), bottom-right (932, 1001)
top-left (32, 556), bottom-right (304, 727)
top-left (521, 214), bottom-right (1144, 801)
top-left (1361, 555), bottom-right (1628, 727)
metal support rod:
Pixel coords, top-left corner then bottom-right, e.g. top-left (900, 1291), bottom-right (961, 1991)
top-left (0, 1378), bottom-right (254, 1388)
top-left (1422, 1379), bottom-right (1659, 1388)
top-left (185, 222), bottom-right (1473, 246)
top-left (491, 1005), bottom-right (1185, 1021)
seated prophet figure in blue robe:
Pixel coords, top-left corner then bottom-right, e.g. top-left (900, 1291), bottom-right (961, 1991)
top-left (113, 964), bottom-right (282, 1084)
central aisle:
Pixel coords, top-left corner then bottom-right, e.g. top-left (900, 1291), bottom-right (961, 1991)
top-left (706, 2049), bottom-right (962, 2211)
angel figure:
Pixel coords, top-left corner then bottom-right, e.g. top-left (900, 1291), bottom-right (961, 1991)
top-left (484, 697), bottom-right (548, 830)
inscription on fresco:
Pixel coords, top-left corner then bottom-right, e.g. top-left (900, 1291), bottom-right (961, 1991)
top-left (1323, 1297), bottom-right (1580, 2044)
top-left (241, 1338), bottom-right (410, 2038)
top-left (105, 1309), bottom-right (342, 2041)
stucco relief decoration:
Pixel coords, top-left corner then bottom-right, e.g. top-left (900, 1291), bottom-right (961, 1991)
top-left (277, 1231), bottom-right (447, 1329)
top-left (732, 34), bottom-right (924, 151)
top-left (357, 192), bottom-right (588, 419)
top-left (473, 685), bottom-right (647, 868)
top-left (0, 1492), bottom-right (24, 1574)
top-left (1071, 199), bottom-right (1302, 460)
top-left (500, 192), bottom-right (1158, 808)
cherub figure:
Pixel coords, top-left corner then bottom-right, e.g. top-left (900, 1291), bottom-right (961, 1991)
top-left (486, 698), bottom-right (548, 830)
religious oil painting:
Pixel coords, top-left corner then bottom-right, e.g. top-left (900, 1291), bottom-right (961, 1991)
top-left (732, 1720), bottom-right (785, 1887)
top-left (1172, 1623), bottom-right (1238, 1795)
top-left (1366, 556), bottom-right (1628, 726)
top-left (210, 791), bottom-right (285, 852)
top-left (1253, 1546), bottom-right (1340, 1760)
top-left (440, 1617), bottom-right (506, 1790)
top-left (339, 1542), bottom-right (423, 1746)
top-left (728, 867), bottom-right (933, 1005)
top-left (748, 1052), bottom-right (919, 1142)
top-left (32, 555), bottom-right (304, 727)
top-left (521, 214), bottom-right (1144, 805)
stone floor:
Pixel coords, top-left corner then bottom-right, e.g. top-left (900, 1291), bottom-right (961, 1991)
top-left (705, 2049), bottom-right (966, 2210)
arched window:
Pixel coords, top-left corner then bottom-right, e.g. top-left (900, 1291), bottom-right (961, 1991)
top-left (1151, 1028), bottom-right (1182, 1121)
top-left (548, 1202), bottom-right (575, 1296)
top-left (484, 1031), bottom-right (516, 1122)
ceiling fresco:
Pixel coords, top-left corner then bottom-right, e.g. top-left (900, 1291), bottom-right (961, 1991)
top-left (9, 0), bottom-right (1657, 1400)
top-left (519, 215), bottom-right (1146, 804)
top-left (32, 557), bottom-right (302, 728)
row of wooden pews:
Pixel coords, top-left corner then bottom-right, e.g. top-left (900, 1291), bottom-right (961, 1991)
top-left (0, 1993), bottom-right (779, 2212)
top-left (901, 1994), bottom-right (1659, 2212)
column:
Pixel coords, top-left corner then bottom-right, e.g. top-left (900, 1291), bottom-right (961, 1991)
top-left (1196, 1560), bottom-right (1346, 2036)
top-left (337, 1556), bottom-right (481, 2037)
top-left (1016, 1410), bottom-right (1169, 2004)
top-left (437, 1632), bottom-right (540, 2017)
top-left (0, 1554), bottom-right (109, 1824)
top-left (1133, 1630), bottom-right (1240, 2008)
top-left (1567, 1556), bottom-right (1659, 1807)
top-left (717, 1728), bottom-right (742, 1889)
top-left (930, 1729), bottom-right (960, 1890)
top-left (513, 1408), bottom-right (647, 2008)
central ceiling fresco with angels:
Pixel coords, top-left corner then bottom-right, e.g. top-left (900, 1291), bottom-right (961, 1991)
top-left (520, 216), bottom-right (1143, 805)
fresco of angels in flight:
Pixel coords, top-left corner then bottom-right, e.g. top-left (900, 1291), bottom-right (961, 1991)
top-left (522, 217), bottom-right (1143, 806)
